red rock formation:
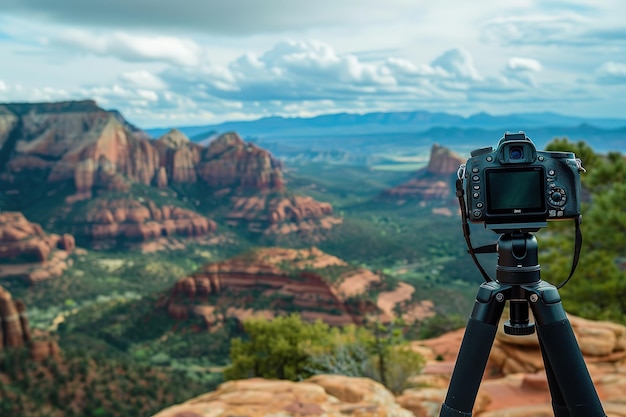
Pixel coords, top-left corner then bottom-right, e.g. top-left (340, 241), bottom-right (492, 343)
top-left (227, 195), bottom-right (341, 237)
top-left (425, 144), bottom-right (465, 175)
top-left (197, 132), bottom-right (284, 191)
top-left (0, 212), bottom-right (75, 283)
top-left (162, 247), bottom-right (429, 328)
top-left (1, 101), bottom-right (339, 238)
top-left (383, 144), bottom-right (465, 206)
top-left (74, 198), bottom-right (216, 244)
top-left (153, 129), bottom-right (202, 184)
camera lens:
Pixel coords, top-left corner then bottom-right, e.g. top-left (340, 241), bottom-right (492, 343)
top-left (509, 146), bottom-right (524, 160)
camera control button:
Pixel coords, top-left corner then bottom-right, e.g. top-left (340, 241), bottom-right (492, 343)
top-left (472, 167), bottom-right (479, 173)
top-left (549, 170), bottom-right (555, 176)
top-left (472, 210), bottom-right (482, 218)
top-left (473, 185), bottom-right (480, 190)
top-left (473, 192), bottom-right (480, 199)
top-left (486, 156), bottom-right (493, 162)
top-left (476, 202), bottom-right (483, 208)
top-left (472, 175), bottom-right (480, 181)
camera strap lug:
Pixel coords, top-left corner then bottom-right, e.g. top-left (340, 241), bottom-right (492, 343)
top-left (575, 158), bottom-right (587, 173)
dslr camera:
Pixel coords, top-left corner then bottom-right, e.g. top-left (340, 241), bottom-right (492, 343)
top-left (462, 132), bottom-right (582, 224)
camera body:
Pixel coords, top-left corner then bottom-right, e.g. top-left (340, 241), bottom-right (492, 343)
top-left (464, 132), bottom-right (582, 224)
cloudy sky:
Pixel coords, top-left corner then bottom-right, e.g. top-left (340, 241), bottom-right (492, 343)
top-left (0, 0), bottom-right (625, 128)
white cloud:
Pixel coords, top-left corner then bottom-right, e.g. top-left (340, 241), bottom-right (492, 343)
top-left (508, 58), bottom-right (542, 72)
top-left (431, 49), bottom-right (482, 81)
top-left (119, 70), bottom-right (166, 89)
top-left (50, 30), bottom-right (204, 66)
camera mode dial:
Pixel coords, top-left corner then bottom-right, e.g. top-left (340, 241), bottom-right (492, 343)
top-left (548, 187), bottom-right (567, 207)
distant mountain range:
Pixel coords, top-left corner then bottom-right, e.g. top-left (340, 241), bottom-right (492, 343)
top-left (144, 110), bottom-right (626, 137)
top-left (144, 110), bottom-right (626, 158)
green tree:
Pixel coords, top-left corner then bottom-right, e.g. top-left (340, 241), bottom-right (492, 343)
top-left (541, 139), bottom-right (626, 323)
top-left (223, 314), bottom-right (331, 380)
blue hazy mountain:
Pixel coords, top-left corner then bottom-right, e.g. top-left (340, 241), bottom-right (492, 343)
top-left (146, 110), bottom-right (626, 139)
top-left (145, 110), bottom-right (626, 162)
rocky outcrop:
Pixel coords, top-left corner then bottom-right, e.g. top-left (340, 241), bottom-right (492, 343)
top-left (0, 212), bottom-right (75, 283)
top-left (227, 194), bottom-right (342, 237)
top-left (161, 247), bottom-right (433, 328)
top-left (382, 144), bottom-right (464, 209)
top-left (153, 375), bottom-right (415, 417)
top-left (72, 198), bottom-right (216, 245)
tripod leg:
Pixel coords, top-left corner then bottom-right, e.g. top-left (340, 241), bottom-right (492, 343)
top-left (440, 282), bottom-right (507, 417)
top-left (528, 282), bottom-right (606, 417)
top-left (538, 335), bottom-right (570, 417)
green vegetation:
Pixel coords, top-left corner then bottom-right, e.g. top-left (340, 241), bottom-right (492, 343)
top-left (0, 346), bottom-right (208, 417)
top-left (223, 314), bottom-right (424, 394)
top-left (541, 139), bottom-right (626, 323)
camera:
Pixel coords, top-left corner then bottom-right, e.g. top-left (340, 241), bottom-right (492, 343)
top-left (462, 132), bottom-right (582, 224)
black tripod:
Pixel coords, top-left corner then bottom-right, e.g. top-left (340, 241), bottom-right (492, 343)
top-left (439, 226), bottom-right (606, 417)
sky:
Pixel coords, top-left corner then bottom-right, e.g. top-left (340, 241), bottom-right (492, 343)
top-left (0, 0), bottom-right (625, 128)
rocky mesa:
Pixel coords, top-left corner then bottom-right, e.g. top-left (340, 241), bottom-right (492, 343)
top-left (160, 247), bottom-right (434, 328)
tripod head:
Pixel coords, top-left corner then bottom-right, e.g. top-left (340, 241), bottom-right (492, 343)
top-left (489, 225), bottom-right (547, 336)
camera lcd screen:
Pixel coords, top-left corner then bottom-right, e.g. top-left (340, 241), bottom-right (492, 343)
top-left (486, 168), bottom-right (545, 214)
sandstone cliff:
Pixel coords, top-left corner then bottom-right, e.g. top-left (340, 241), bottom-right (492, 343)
top-left (0, 212), bottom-right (75, 283)
top-left (161, 247), bottom-right (433, 328)
top-left (382, 144), bottom-right (465, 212)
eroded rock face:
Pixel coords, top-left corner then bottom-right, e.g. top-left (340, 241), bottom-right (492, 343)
top-left (0, 212), bottom-right (75, 283)
top-left (383, 144), bottom-right (465, 209)
top-left (73, 198), bottom-right (216, 244)
top-left (152, 375), bottom-right (415, 417)
top-left (162, 247), bottom-right (432, 328)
